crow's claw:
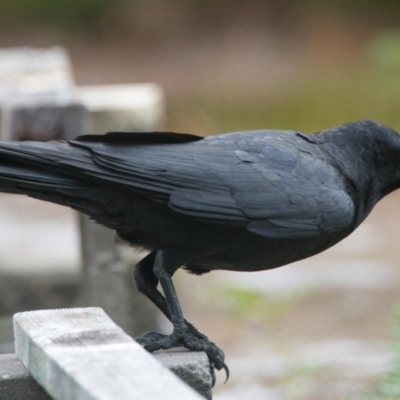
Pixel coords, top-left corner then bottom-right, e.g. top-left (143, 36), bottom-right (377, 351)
top-left (135, 331), bottom-right (170, 352)
top-left (222, 362), bottom-right (230, 384)
top-left (135, 328), bottom-right (229, 384)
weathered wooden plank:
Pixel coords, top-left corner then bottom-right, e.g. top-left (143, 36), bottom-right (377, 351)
top-left (13, 308), bottom-right (206, 400)
top-left (0, 350), bottom-right (212, 400)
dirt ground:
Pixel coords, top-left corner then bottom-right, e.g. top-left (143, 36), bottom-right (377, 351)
top-left (178, 190), bottom-right (400, 399)
top-left (0, 189), bottom-right (398, 399)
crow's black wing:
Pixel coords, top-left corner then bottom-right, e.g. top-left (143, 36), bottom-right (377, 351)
top-left (73, 130), bottom-right (355, 238)
top-left (0, 130), bottom-right (355, 239)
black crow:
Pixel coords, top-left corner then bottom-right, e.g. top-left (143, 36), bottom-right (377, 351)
top-left (0, 119), bottom-right (398, 379)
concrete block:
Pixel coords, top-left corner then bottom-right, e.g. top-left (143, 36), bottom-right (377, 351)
top-left (0, 353), bottom-right (51, 400)
top-left (155, 348), bottom-right (212, 400)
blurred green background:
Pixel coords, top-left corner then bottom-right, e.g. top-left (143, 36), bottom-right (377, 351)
top-left (2, 1), bottom-right (400, 398)
top-left (2, 0), bottom-right (400, 135)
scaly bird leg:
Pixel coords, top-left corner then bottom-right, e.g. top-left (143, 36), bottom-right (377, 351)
top-left (133, 250), bottom-right (229, 382)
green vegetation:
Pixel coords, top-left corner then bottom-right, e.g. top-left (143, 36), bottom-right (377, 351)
top-left (368, 31), bottom-right (400, 70)
top-left (169, 69), bottom-right (400, 136)
top-left (2, 0), bottom-right (400, 32)
top-left (0, 0), bottom-right (123, 29)
top-left (203, 284), bottom-right (302, 322)
top-left (362, 304), bottom-right (400, 399)
top-left (283, 361), bottom-right (323, 399)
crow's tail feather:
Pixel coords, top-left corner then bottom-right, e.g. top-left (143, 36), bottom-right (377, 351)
top-left (0, 142), bottom-right (87, 202)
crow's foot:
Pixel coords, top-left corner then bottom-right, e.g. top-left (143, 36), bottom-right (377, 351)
top-left (135, 327), bottom-right (229, 385)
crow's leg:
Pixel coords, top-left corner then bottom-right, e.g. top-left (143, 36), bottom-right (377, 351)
top-left (133, 252), bottom-right (206, 334)
top-left (133, 252), bottom-right (169, 318)
top-left (134, 249), bottom-right (228, 378)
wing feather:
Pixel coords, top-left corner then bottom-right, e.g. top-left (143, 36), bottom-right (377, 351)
top-left (0, 129), bottom-right (355, 239)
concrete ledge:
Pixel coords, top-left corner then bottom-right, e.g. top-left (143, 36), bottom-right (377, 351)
top-left (155, 348), bottom-right (212, 400)
top-left (0, 353), bottom-right (51, 400)
top-left (13, 308), bottom-right (210, 400)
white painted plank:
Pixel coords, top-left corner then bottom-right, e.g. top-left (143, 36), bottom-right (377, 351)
top-left (14, 308), bottom-right (204, 400)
